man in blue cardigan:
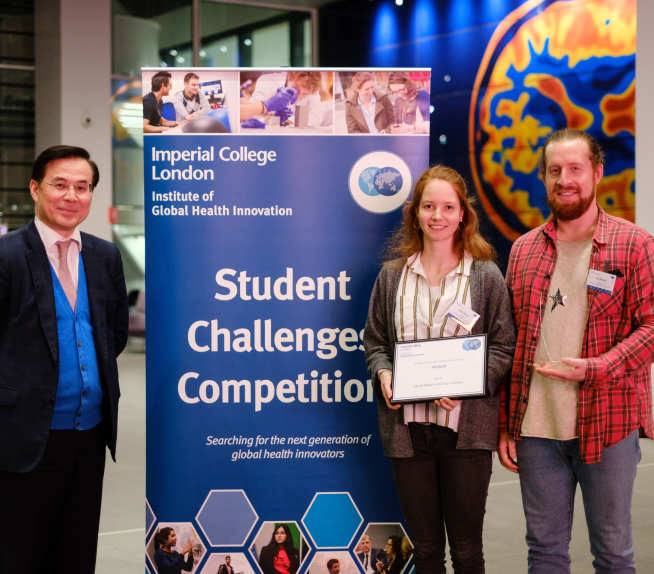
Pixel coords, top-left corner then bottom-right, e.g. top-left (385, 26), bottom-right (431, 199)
top-left (0, 145), bottom-right (128, 573)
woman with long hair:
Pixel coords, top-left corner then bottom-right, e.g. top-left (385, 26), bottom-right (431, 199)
top-left (153, 527), bottom-right (194, 574)
top-left (364, 166), bottom-right (515, 573)
top-left (345, 71), bottom-right (394, 134)
top-left (376, 535), bottom-right (406, 574)
top-left (258, 523), bottom-right (300, 574)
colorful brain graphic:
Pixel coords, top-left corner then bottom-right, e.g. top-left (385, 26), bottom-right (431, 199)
top-left (469, 0), bottom-right (635, 240)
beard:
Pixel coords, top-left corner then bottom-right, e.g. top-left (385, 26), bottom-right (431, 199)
top-left (547, 185), bottom-right (596, 221)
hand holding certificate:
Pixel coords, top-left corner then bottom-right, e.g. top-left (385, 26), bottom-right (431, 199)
top-left (391, 334), bottom-right (487, 403)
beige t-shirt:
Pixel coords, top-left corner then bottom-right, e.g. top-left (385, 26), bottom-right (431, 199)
top-left (521, 238), bottom-right (592, 440)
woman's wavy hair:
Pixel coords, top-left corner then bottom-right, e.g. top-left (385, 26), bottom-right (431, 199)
top-left (350, 71), bottom-right (375, 94)
top-left (287, 71), bottom-right (321, 94)
top-left (386, 165), bottom-right (494, 262)
top-left (264, 523), bottom-right (298, 556)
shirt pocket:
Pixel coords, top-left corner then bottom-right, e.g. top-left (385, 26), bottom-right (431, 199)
top-left (587, 276), bottom-right (626, 332)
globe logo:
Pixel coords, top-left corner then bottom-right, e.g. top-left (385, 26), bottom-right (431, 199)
top-left (462, 338), bottom-right (482, 351)
top-left (358, 166), bottom-right (403, 197)
top-left (349, 152), bottom-right (412, 213)
top-left (468, 0), bottom-right (635, 240)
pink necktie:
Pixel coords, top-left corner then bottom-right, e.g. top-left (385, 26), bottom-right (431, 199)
top-left (55, 240), bottom-right (76, 311)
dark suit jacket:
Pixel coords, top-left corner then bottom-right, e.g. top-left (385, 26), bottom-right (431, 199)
top-left (0, 221), bottom-right (128, 473)
top-left (357, 549), bottom-right (381, 571)
top-left (345, 92), bottom-right (394, 134)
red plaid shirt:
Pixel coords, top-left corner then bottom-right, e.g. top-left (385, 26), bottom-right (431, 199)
top-left (500, 208), bottom-right (654, 463)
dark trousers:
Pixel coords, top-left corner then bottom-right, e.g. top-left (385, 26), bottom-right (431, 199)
top-left (0, 426), bottom-right (106, 574)
top-left (392, 424), bottom-right (492, 574)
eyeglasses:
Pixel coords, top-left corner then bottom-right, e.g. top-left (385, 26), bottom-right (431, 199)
top-left (389, 84), bottom-right (408, 95)
top-left (45, 180), bottom-right (93, 195)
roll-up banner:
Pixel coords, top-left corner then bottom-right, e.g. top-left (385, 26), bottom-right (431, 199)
top-left (144, 68), bottom-right (430, 574)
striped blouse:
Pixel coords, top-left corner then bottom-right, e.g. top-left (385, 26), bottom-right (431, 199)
top-left (394, 251), bottom-right (474, 431)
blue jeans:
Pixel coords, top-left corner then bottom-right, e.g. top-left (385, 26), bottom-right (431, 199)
top-left (516, 430), bottom-right (641, 574)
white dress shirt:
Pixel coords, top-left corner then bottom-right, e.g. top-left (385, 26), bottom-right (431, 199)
top-left (394, 251), bottom-right (474, 431)
top-left (34, 216), bottom-right (82, 288)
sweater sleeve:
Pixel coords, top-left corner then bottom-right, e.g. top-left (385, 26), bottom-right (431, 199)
top-left (363, 265), bottom-right (395, 395)
top-left (481, 261), bottom-right (516, 397)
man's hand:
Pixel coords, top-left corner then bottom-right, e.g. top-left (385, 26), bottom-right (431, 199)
top-left (535, 357), bottom-right (587, 382)
top-left (498, 431), bottom-right (518, 473)
top-left (379, 369), bottom-right (401, 410)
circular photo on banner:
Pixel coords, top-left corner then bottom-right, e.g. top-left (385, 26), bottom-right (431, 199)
top-left (349, 151), bottom-right (412, 213)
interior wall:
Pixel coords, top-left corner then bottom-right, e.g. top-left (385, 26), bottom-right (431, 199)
top-left (35, 0), bottom-right (112, 241)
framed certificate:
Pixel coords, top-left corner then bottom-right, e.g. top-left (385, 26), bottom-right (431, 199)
top-left (391, 334), bottom-right (487, 403)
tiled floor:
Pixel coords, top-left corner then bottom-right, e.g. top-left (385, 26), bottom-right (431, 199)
top-left (97, 350), bottom-right (654, 573)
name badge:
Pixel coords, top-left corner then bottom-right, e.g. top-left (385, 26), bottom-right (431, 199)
top-left (447, 300), bottom-right (480, 331)
top-left (586, 268), bottom-right (616, 294)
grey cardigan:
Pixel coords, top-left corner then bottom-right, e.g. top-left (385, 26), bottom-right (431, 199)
top-left (363, 258), bottom-right (516, 457)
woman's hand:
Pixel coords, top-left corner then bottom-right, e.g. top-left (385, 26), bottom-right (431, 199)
top-left (182, 540), bottom-right (193, 555)
top-left (433, 397), bottom-right (460, 410)
top-left (379, 369), bottom-right (401, 410)
top-left (390, 124), bottom-right (411, 134)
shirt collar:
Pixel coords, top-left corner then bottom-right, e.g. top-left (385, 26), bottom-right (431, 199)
top-left (591, 206), bottom-right (610, 245)
top-left (408, 251), bottom-right (472, 280)
top-left (34, 216), bottom-right (82, 251)
top-left (358, 93), bottom-right (377, 107)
